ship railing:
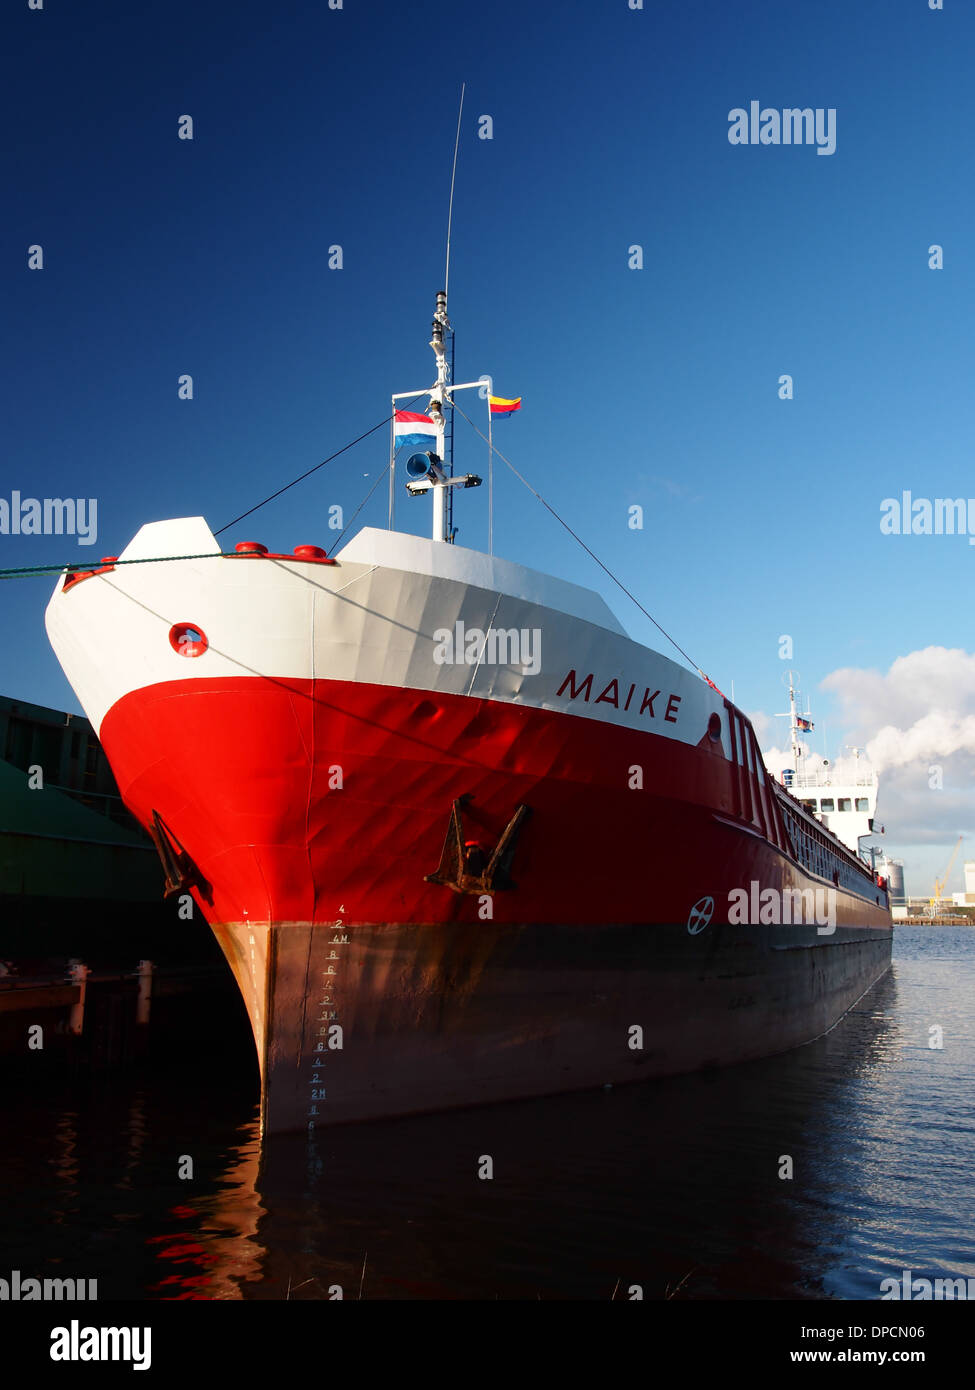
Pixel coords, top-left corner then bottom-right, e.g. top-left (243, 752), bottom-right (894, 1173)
top-left (774, 784), bottom-right (884, 882)
top-left (791, 775), bottom-right (876, 789)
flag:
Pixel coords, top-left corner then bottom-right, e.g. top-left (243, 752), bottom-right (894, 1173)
top-left (796, 716), bottom-right (814, 732)
top-left (394, 410), bottom-right (437, 450)
top-left (489, 395), bottom-right (521, 416)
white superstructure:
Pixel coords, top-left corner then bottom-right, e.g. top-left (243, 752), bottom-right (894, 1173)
top-left (771, 671), bottom-right (882, 859)
top-left (791, 770), bottom-right (878, 856)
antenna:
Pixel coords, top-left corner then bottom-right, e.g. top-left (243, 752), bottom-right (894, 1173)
top-left (391, 84), bottom-right (487, 544)
top-left (444, 83), bottom-right (465, 304)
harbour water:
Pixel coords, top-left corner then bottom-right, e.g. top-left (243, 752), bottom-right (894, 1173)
top-left (2, 925), bottom-right (972, 1301)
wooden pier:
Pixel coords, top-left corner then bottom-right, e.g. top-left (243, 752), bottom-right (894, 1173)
top-left (0, 959), bottom-right (248, 1071)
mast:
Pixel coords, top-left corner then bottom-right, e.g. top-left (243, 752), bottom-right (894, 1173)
top-left (788, 672), bottom-right (801, 776)
top-left (443, 83), bottom-right (463, 543)
top-left (429, 291), bottom-right (450, 543)
top-left (396, 292), bottom-right (483, 540)
top-left (775, 669), bottom-right (811, 783)
top-left (446, 320), bottom-right (456, 539)
top-left (394, 88), bottom-right (491, 543)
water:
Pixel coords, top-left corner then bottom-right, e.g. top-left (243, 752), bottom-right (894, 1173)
top-left (2, 926), bottom-right (972, 1301)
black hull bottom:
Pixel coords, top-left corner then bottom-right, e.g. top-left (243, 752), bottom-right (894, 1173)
top-left (209, 918), bottom-right (894, 1134)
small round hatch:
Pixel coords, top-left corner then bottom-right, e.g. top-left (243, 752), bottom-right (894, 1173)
top-left (169, 623), bottom-right (208, 658)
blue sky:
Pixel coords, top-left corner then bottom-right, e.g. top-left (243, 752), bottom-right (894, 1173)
top-left (4, 0), bottom-right (973, 892)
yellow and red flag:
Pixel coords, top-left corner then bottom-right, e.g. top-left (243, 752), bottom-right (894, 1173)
top-left (488, 395), bottom-right (521, 416)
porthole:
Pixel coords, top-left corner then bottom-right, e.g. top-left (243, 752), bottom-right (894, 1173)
top-left (169, 623), bottom-right (208, 658)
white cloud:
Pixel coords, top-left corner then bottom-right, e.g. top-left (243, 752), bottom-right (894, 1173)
top-left (866, 712), bottom-right (975, 773)
top-left (822, 647), bottom-right (975, 765)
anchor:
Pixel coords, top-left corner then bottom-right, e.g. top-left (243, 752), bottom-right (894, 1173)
top-left (148, 809), bottom-right (211, 901)
top-left (425, 794), bottom-right (531, 895)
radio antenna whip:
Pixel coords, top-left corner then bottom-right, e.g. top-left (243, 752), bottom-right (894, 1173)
top-left (444, 82), bottom-right (465, 303)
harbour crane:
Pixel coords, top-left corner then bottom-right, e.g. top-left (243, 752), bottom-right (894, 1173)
top-left (931, 835), bottom-right (964, 904)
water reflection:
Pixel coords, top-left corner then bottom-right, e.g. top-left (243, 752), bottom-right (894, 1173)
top-left (145, 1133), bottom-right (265, 1300)
top-left (3, 929), bottom-right (975, 1300)
top-left (247, 969), bottom-right (901, 1300)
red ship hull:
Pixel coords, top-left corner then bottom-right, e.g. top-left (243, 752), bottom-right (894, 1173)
top-left (100, 675), bottom-right (891, 930)
top-left (98, 674), bottom-right (892, 1131)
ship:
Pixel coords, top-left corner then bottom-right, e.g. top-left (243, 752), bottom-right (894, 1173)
top-left (44, 292), bottom-right (893, 1134)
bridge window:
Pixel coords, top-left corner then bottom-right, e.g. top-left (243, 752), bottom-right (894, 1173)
top-left (820, 798), bottom-right (835, 813)
top-left (838, 798), bottom-right (852, 812)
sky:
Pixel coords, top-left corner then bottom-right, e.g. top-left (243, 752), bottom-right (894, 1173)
top-left (3, 0), bottom-right (973, 895)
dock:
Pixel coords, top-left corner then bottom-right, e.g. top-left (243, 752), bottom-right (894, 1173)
top-left (0, 957), bottom-right (249, 1071)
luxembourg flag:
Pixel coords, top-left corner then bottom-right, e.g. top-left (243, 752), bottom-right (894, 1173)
top-left (394, 410), bottom-right (438, 450)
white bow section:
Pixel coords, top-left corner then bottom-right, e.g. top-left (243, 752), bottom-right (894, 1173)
top-left (46, 516), bottom-right (719, 752)
top-left (335, 528), bottom-right (628, 637)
